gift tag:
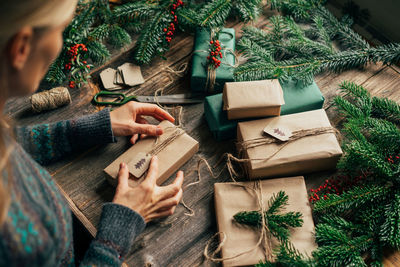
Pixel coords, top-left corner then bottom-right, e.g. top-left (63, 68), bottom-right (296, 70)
top-left (263, 125), bottom-right (292, 141)
top-left (100, 68), bottom-right (123, 91)
top-left (114, 69), bottom-right (125, 85)
top-left (127, 152), bottom-right (152, 178)
top-left (118, 63), bottom-right (144, 87)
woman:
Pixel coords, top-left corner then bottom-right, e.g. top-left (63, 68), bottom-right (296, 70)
top-left (0, 0), bottom-right (184, 266)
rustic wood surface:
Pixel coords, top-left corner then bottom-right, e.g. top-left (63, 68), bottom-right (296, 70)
top-left (4, 7), bottom-right (400, 267)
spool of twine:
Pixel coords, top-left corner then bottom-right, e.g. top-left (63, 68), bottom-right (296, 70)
top-left (30, 87), bottom-right (72, 113)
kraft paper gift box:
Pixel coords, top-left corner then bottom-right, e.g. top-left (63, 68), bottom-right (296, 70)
top-left (104, 120), bottom-right (199, 186)
top-left (214, 176), bottom-right (317, 266)
top-left (223, 79), bottom-right (285, 120)
top-left (237, 109), bottom-right (342, 179)
top-left (204, 80), bottom-right (325, 141)
top-left (191, 28), bottom-right (235, 94)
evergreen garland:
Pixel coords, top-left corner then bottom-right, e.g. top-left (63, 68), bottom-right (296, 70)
top-left (45, 0), bottom-right (131, 87)
top-left (252, 81), bottom-right (400, 266)
top-left (114, 0), bottom-right (263, 65)
top-left (234, 3), bottom-right (400, 84)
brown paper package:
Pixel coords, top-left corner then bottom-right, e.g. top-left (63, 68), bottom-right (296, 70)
top-left (237, 109), bottom-right (342, 179)
top-left (223, 80), bottom-right (285, 120)
top-left (214, 177), bottom-right (317, 267)
top-left (104, 120), bottom-right (199, 187)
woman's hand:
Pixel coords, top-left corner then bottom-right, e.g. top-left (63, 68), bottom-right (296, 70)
top-left (110, 102), bottom-right (175, 144)
top-left (112, 156), bottom-right (183, 223)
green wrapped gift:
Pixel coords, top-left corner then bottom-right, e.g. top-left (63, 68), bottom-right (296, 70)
top-left (191, 28), bottom-right (235, 94)
top-left (204, 80), bottom-right (325, 141)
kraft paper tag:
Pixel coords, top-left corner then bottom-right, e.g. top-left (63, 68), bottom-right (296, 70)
top-left (127, 152), bottom-right (152, 178)
top-left (100, 68), bottom-right (123, 91)
top-left (263, 125), bottom-right (292, 141)
top-left (114, 69), bottom-right (125, 85)
top-left (118, 63), bottom-right (144, 87)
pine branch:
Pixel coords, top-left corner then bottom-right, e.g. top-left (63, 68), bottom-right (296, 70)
top-left (108, 24), bottom-right (131, 48)
top-left (380, 193), bottom-right (400, 248)
top-left (133, 10), bottom-right (170, 64)
top-left (196, 0), bottom-right (233, 28)
top-left (313, 184), bottom-right (392, 213)
top-left (234, 0), bottom-right (262, 22)
top-left (270, 0), bottom-right (326, 20)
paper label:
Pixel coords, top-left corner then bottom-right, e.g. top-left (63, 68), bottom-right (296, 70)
top-left (127, 152), bottom-right (152, 178)
top-left (118, 63), bottom-right (144, 87)
top-left (263, 125), bottom-right (292, 141)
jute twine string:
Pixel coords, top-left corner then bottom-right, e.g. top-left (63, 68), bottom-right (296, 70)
top-left (203, 181), bottom-right (274, 263)
top-left (183, 126), bottom-right (341, 264)
top-left (148, 126), bottom-right (185, 156)
top-left (193, 30), bottom-right (238, 93)
top-left (30, 87), bottom-right (71, 113)
top-left (153, 63), bottom-right (188, 127)
top-left (182, 126), bottom-right (340, 215)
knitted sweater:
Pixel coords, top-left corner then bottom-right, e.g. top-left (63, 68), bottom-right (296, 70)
top-left (0, 109), bottom-right (146, 266)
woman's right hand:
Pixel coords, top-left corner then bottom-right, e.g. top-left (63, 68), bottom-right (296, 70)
top-left (112, 156), bottom-right (183, 223)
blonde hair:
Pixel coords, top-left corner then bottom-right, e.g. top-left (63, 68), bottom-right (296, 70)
top-left (0, 0), bottom-right (78, 224)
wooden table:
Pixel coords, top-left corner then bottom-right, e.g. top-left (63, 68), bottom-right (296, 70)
top-left (5, 8), bottom-right (400, 267)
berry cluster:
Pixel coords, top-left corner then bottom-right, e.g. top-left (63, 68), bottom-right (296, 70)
top-left (387, 153), bottom-right (400, 165)
top-left (309, 173), bottom-right (366, 203)
top-left (206, 39), bottom-right (223, 69)
top-left (64, 44), bottom-right (92, 88)
top-left (163, 0), bottom-right (183, 43)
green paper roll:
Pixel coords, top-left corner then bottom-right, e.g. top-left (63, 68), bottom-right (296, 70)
top-left (191, 28), bottom-right (235, 94)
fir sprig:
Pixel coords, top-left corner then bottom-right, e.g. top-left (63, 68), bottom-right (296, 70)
top-left (235, 6), bottom-right (400, 84)
top-left (233, 191), bottom-right (303, 242)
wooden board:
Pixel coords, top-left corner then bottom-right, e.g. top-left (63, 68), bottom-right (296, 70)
top-left (4, 8), bottom-right (400, 267)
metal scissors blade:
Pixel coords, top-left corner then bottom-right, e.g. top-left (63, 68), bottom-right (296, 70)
top-left (135, 94), bottom-right (203, 104)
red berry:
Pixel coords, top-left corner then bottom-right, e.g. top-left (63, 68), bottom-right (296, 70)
top-left (163, 28), bottom-right (167, 32)
top-left (210, 41), bottom-right (214, 44)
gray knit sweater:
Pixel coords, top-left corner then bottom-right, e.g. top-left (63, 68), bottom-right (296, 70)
top-left (0, 109), bottom-right (146, 266)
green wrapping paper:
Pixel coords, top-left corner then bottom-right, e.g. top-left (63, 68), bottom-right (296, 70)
top-left (191, 28), bottom-right (235, 94)
top-left (204, 80), bottom-right (325, 141)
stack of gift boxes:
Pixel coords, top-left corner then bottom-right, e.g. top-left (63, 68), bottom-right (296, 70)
top-left (192, 28), bottom-right (343, 265)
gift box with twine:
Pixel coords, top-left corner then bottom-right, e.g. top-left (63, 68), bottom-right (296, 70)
top-left (191, 28), bottom-right (235, 94)
top-left (104, 120), bottom-right (199, 186)
top-left (223, 79), bottom-right (285, 120)
top-left (237, 109), bottom-right (342, 179)
top-left (213, 177), bottom-right (317, 266)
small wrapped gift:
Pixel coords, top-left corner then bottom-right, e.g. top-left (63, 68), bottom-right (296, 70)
top-left (223, 79), bottom-right (285, 120)
top-left (204, 80), bottom-right (325, 141)
top-left (204, 93), bottom-right (241, 141)
top-left (191, 28), bottom-right (235, 94)
top-left (214, 176), bottom-right (317, 266)
top-left (104, 121), bottom-right (199, 186)
top-left (237, 109), bottom-right (342, 179)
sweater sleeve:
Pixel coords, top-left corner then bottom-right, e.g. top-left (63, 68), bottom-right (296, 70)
top-left (80, 203), bottom-right (146, 266)
top-left (14, 109), bottom-right (116, 165)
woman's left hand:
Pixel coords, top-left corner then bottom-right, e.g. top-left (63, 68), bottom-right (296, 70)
top-left (110, 102), bottom-right (175, 144)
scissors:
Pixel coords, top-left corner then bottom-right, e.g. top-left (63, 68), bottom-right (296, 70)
top-left (93, 91), bottom-right (203, 106)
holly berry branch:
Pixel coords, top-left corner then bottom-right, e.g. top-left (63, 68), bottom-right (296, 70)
top-left (207, 38), bottom-right (223, 69)
top-left (45, 0), bottom-right (131, 88)
top-left (113, 0), bottom-right (185, 65)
